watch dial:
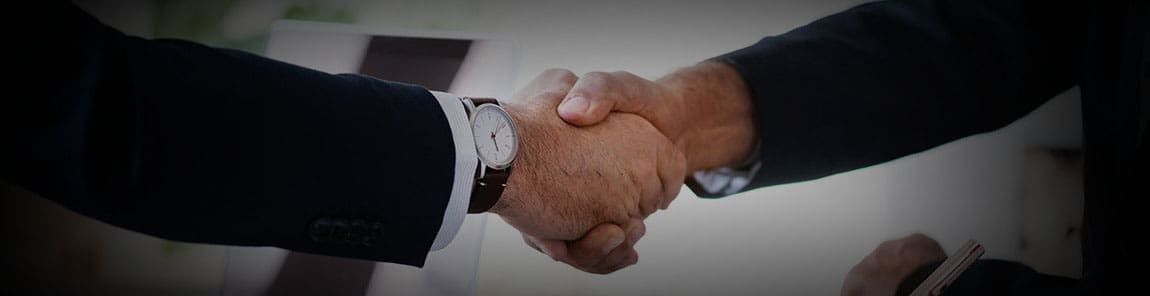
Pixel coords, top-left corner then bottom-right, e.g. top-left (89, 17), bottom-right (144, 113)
top-left (471, 105), bottom-right (518, 168)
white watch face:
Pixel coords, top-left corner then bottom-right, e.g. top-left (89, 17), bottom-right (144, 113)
top-left (471, 104), bottom-right (518, 169)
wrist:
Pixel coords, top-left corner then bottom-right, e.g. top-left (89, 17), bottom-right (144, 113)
top-left (657, 61), bottom-right (757, 172)
top-left (484, 102), bottom-right (532, 216)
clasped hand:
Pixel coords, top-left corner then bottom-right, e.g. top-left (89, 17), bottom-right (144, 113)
top-left (487, 63), bottom-right (756, 274)
top-left (484, 69), bottom-right (682, 274)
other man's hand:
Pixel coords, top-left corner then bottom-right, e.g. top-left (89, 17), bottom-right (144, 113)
top-left (841, 233), bottom-right (947, 296)
top-left (557, 62), bottom-right (758, 174)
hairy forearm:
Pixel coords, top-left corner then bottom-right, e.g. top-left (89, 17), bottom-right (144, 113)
top-left (656, 62), bottom-right (757, 172)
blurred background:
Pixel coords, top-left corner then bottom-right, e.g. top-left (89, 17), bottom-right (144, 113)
top-left (1, 0), bottom-right (1084, 295)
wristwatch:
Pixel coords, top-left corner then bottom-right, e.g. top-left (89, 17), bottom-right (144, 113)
top-left (461, 97), bottom-right (519, 213)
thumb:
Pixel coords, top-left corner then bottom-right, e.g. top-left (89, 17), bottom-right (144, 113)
top-left (558, 94), bottom-right (602, 126)
top-left (558, 71), bottom-right (654, 126)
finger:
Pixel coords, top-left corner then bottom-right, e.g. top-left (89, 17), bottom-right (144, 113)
top-left (563, 222), bottom-right (626, 268)
top-left (632, 159), bottom-right (664, 218)
top-left (522, 233), bottom-right (541, 252)
top-left (584, 242), bottom-right (638, 274)
top-left (522, 234), bottom-right (568, 261)
top-left (580, 219), bottom-right (645, 274)
top-left (624, 218), bottom-right (647, 247)
top-left (608, 115), bottom-right (669, 218)
top-left (655, 135), bottom-right (687, 210)
top-left (559, 71), bottom-right (654, 126)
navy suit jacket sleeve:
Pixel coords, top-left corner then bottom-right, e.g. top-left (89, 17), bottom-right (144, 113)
top-left (2, 2), bottom-right (454, 266)
top-left (716, 0), bottom-right (1087, 292)
top-left (719, 0), bottom-right (1082, 188)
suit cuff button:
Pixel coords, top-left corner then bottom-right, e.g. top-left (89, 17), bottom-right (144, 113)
top-left (363, 222), bottom-right (384, 246)
top-left (308, 217), bottom-right (334, 242)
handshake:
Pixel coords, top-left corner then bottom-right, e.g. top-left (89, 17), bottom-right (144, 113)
top-left (481, 62), bottom-right (757, 274)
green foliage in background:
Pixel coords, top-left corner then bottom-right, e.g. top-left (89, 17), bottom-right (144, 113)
top-left (152, 0), bottom-right (357, 54)
top-left (284, 2), bottom-right (355, 23)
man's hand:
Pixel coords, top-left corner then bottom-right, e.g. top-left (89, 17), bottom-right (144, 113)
top-left (488, 69), bottom-right (686, 273)
top-left (557, 62), bottom-right (757, 173)
top-left (841, 233), bottom-right (947, 296)
top-left (511, 63), bottom-right (757, 274)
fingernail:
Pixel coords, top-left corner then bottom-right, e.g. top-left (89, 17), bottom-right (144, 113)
top-left (540, 246), bottom-right (555, 260)
top-left (559, 95), bottom-right (589, 116)
top-left (602, 237), bottom-right (624, 254)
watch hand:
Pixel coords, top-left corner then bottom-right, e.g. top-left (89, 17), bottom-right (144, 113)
top-left (489, 130), bottom-right (498, 152)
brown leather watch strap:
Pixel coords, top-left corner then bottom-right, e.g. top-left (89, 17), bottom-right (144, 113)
top-left (470, 97), bottom-right (499, 106)
top-left (467, 166), bottom-right (509, 213)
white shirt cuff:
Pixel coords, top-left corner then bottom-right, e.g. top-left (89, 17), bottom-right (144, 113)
top-left (691, 142), bottom-right (762, 196)
top-left (691, 163), bottom-right (760, 195)
top-left (428, 91), bottom-right (477, 251)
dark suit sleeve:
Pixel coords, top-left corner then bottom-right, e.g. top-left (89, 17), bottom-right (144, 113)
top-left (1, 2), bottom-right (454, 266)
top-left (717, 0), bottom-right (1083, 189)
top-left (710, 0), bottom-right (1087, 293)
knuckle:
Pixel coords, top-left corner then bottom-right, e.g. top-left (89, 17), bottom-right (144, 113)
top-left (543, 68), bottom-right (576, 79)
top-left (541, 69), bottom-right (577, 86)
top-left (579, 72), bottom-right (615, 91)
top-left (876, 240), bottom-right (898, 251)
top-left (583, 71), bottom-right (611, 80)
top-left (538, 89), bottom-right (569, 100)
top-left (612, 70), bottom-right (642, 81)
